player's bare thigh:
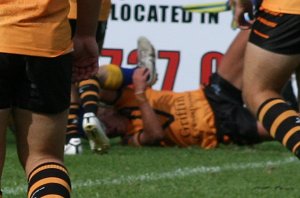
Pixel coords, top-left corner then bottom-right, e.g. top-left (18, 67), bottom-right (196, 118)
top-left (243, 43), bottom-right (300, 113)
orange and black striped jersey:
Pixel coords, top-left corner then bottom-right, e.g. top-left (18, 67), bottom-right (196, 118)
top-left (0, 0), bottom-right (72, 57)
top-left (115, 87), bottom-right (218, 149)
top-left (261, 1), bottom-right (300, 14)
top-left (68, 0), bottom-right (111, 21)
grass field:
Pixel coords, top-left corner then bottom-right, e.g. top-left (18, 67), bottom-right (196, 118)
top-left (2, 132), bottom-right (299, 198)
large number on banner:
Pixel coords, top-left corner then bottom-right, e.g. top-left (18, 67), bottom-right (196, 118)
top-left (158, 51), bottom-right (180, 90)
top-left (200, 51), bottom-right (223, 85)
top-left (101, 48), bottom-right (123, 66)
top-left (101, 48), bottom-right (223, 90)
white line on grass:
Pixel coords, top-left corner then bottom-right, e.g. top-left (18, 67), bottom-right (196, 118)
top-left (3, 157), bottom-right (298, 195)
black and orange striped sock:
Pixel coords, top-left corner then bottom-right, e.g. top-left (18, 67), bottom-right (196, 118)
top-left (78, 77), bottom-right (100, 114)
top-left (27, 162), bottom-right (71, 198)
top-left (257, 98), bottom-right (300, 158)
top-left (66, 102), bottom-right (80, 143)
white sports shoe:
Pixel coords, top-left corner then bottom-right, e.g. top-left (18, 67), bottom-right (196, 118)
top-left (64, 138), bottom-right (83, 155)
top-left (82, 112), bottom-right (110, 154)
top-left (137, 36), bottom-right (157, 86)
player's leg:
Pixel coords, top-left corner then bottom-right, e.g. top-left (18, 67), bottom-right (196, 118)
top-left (65, 19), bottom-right (109, 155)
top-left (217, 30), bottom-right (250, 90)
top-left (217, 29), bottom-right (298, 108)
top-left (243, 12), bottom-right (300, 158)
top-left (14, 109), bottom-right (71, 197)
top-left (73, 19), bottom-right (112, 154)
top-left (295, 68), bottom-right (300, 110)
top-left (13, 54), bottom-right (72, 197)
top-left (64, 19), bottom-right (84, 155)
top-left (79, 77), bottom-right (110, 154)
top-left (0, 53), bottom-right (24, 197)
top-left (95, 37), bottom-right (157, 90)
top-left (64, 83), bottom-right (83, 155)
top-left (94, 36), bottom-right (157, 91)
top-left (137, 36), bottom-right (157, 86)
top-left (0, 109), bottom-right (9, 198)
top-left (244, 44), bottom-right (300, 157)
top-left (281, 78), bottom-right (298, 111)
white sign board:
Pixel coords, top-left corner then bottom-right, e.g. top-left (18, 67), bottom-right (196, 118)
top-left (100, 0), bottom-right (239, 91)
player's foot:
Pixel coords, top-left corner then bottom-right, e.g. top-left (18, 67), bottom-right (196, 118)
top-left (64, 138), bottom-right (83, 155)
top-left (137, 36), bottom-right (157, 86)
top-left (82, 112), bottom-right (110, 154)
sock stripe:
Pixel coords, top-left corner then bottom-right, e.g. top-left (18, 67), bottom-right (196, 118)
top-left (81, 98), bottom-right (99, 106)
top-left (66, 131), bottom-right (77, 137)
top-left (270, 110), bottom-right (298, 138)
top-left (67, 103), bottom-right (79, 136)
top-left (28, 168), bottom-right (70, 188)
top-left (40, 195), bottom-right (64, 198)
top-left (67, 124), bottom-right (77, 129)
top-left (28, 163), bottom-right (68, 183)
top-left (70, 103), bottom-right (79, 108)
top-left (292, 142), bottom-right (300, 153)
top-left (286, 132), bottom-right (300, 152)
top-left (79, 79), bottom-right (100, 89)
top-left (82, 101), bottom-right (98, 107)
top-left (69, 104), bottom-right (79, 115)
top-left (28, 163), bottom-right (71, 198)
top-left (28, 178), bottom-right (71, 198)
top-left (68, 114), bottom-right (78, 120)
top-left (258, 98), bottom-right (300, 158)
top-left (282, 126), bottom-right (300, 146)
top-left (258, 99), bottom-right (294, 133)
top-left (80, 91), bottom-right (99, 99)
top-left (78, 78), bottom-right (100, 114)
top-left (258, 98), bottom-right (283, 122)
top-left (275, 116), bottom-right (298, 142)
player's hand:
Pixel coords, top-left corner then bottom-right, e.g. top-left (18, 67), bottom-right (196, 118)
top-left (72, 35), bottom-right (99, 82)
top-left (133, 67), bottom-right (150, 94)
top-left (230, 0), bottom-right (254, 29)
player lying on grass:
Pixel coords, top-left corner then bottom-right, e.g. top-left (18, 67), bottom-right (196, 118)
top-left (63, 36), bottom-right (158, 154)
top-left (74, 35), bottom-right (279, 149)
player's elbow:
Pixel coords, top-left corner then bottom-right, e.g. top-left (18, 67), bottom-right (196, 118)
top-left (141, 129), bottom-right (165, 145)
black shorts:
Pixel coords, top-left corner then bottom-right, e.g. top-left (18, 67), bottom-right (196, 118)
top-left (249, 9), bottom-right (300, 55)
top-left (0, 53), bottom-right (72, 114)
top-left (204, 73), bottom-right (261, 145)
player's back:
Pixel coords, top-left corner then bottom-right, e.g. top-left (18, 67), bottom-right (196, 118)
top-left (0, 0), bottom-right (72, 57)
top-left (262, 0), bottom-right (300, 14)
top-left (68, 0), bottom-right (111, 21)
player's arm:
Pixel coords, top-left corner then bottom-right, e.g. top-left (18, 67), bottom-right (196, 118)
top-left (131, 68), bottom-right (165, 146)
top-left (230, 0), bottom-right (254, 29)
top-left (98, 89), bottom-right (119, 106)
top-left (72, 0), bottom-right (102, 81)
top-left (76, 0), bottom-right (100, 36)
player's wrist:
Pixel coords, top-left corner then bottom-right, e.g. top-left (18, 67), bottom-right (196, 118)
top-left (135, 91), bottom-right (147, 103)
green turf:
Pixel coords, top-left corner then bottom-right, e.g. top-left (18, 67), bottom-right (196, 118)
top-left (2, 132), bottom-right (299, 198)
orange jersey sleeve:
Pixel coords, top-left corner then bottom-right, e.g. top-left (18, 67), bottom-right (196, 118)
top-left (261, 1), bottom-right (300, 14)
top-left (68, 0), bottom-right (111, 21)
top-left (0, 0), bottom-right (72, 57)
top-left (115, 87), bottom-right (218, 149)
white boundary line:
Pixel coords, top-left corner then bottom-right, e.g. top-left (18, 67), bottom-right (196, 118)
top-left (3, 157), bottom-right (298, 195)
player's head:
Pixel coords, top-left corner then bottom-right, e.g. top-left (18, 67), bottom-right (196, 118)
top-left (96, 64), bottom-right (123, 90)
top-left (97, 107), bottom-right (129, 138)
